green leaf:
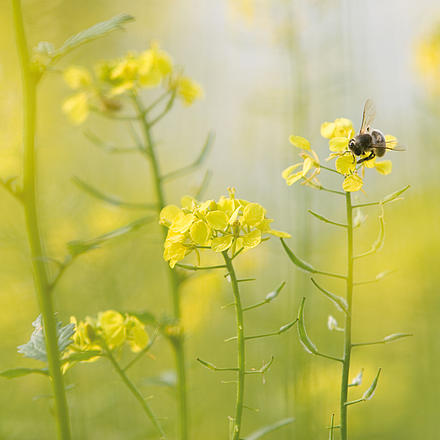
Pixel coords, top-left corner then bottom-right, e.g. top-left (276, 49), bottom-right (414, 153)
top-left (17, 315), bottom-right (75, 362)
top-left (297, 298), bottom-right (318, 355)
top-left (67, 216), bottom-right (154, 257)
top-left (383, 333), bottom-right (412, 343)
top-left (280, 239), bottom-right (317, 273)
top-left (362, 368), bottom-right (381, 400)
top-left (0, 368), bottom-right (49, 379)
top-left (310, 278), bottom-right (348, 314)
top-left (245, 417), bottom-right (294, 440)
top-left (382, 185), bottom-right (410, 204)
top-left (73, 177), bottom-right (156, 210)
top-left (51, 14), bottom-right (135, 60)
top-left (62, 350), bottom-right (102, 364)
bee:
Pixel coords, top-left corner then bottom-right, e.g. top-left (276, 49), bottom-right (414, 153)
top-left (348, 99), bottom-right (404, 164)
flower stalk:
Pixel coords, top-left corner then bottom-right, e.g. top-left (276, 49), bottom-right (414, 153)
top-left (132, 95), bottom-right (189, 440)
top-left (340, 191), bottom-right (354, 440)
top-left (11, 1), bottom-right (71, 438)
top-left (103, 345), bottom-right (166, 439)
top-left (223, 252), bottom-right (245, 440)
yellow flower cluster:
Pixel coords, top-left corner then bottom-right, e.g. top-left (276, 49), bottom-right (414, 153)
top-left (62, 41), bottom-right (203, 124)
top-left (67, 310), bottom-right (149, 358)
top-left (416, 24), bottom-right (440, 95)
top-left (160, 189), bottom-right (290, 268)
top-left (283, 118), bottom-right (395, 193)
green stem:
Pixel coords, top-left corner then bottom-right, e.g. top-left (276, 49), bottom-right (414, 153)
top-left (132, 95), bottom-right (188, 440)
top-left (340, 192), bottom-right (354, 440)
top-left (105, 348), bottom-right (166, 438)
top-left (223, 252), bottom-right (245, 440)
top-left (12, 2), bottom-right (72, 439)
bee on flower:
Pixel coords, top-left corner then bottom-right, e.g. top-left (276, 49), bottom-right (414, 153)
top-left (62, 41), bottom-right (203, 124)
top-left (159, 188), bottom-right (290, 268)
top-left (283, 106), bottom-right (398, 193)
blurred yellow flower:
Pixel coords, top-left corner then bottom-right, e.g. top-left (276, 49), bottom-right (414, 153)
top-left (342, 174), bottom-right (363, 192)
top-left (67, 311), bottom-right (149, 359)
top-left (415, 24), bottom-right (440, 95)
top-left (160, 188), bottom-right (289, 268)
top-left (175, 76), bottom-right (203, 106)
top-left (62, 92), bottom-right (90, 125)
top-left (63, 66), bottom-right (92, 90)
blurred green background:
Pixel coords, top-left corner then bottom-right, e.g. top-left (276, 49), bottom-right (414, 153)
top-left (1, 0), bottom-right (439, 439)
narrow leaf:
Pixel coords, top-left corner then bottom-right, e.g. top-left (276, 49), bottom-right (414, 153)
top-left (62, 350), bottom-right (102, 364)
top-left (67, 216), bottom-right (154, 256)
top-left (362, 368), bottom-right (382, 400)
top-left (382, 185), bottom-right (410, 204)
top-left (308, 210), bottom-right (347, 227)
top-left (73, 177), bottom-right (155, 210)
top-left (383, 333), bottom-right (412, 343)
top-left (0, 368), bottom-right (49, 379)
top-left (297, 298), bottom-right (318, 354)
top-left (52, 14), bottom-right (135, 60)
top-left (281, 239), bottom-right (317, 273)
top-left (245, 417), bottom-right (294, 440)
top-left (310, 278), bottom-right (348, 314)
top-left (266, 281), bottom-right (286, 301)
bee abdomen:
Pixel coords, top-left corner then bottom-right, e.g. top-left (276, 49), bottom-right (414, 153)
top-left (371, 129), bottom-right (386, 157)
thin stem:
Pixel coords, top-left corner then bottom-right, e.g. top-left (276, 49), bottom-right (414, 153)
top-left (132, 95), bottom-right (188, 440)
top-left (105, 348), bottom-right (166, 438)
top-left (12, 2), bottom-right (72, 439)
top-left (340, 191), bottom-right (354, 440)
top-left (222, 252), bottom-right (245, 440)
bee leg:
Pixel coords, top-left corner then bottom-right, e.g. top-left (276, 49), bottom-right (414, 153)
top-left (357, 151), bottom-right (375, 165)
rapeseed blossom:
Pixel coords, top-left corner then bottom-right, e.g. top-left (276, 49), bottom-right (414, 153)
top-left (62, 42), bottom-right (203, 124)
top-left (160, 188), bottom-right (290, 268)
top-left (65, 310), bottom-right (149, 369)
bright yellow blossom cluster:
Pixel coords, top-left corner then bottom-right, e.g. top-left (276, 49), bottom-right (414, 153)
top-left (67, 310), bottom-right (149, 359)
top-left (62, 41), bottom-right (203, 124)
top-left (415, 23), bottom-right (440, 95)
top-left (160, 189), bottom-right (290, 268)
top-left (283, 119), bottom-right (396, 192)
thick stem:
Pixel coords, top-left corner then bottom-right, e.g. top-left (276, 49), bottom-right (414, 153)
top-left (223, 252), bottom-right (245, 440)
top-left (132, 96), bottom-right (188, 440)
top-left (340, 192), bottom-right (354, 440)
top-left (105, 348), bottom-right (166, 438)
top-left (11, 2), bottom-right (72, 439)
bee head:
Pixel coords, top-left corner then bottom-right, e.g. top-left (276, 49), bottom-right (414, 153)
top-left (349, 138), bottom-right (363, 156)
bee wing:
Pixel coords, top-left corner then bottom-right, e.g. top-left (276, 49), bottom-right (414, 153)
top-left (360, 99), bottom-right (376, 134)
top-left (374, 144), bottom-right (406, 152)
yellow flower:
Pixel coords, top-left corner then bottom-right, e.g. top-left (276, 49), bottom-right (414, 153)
top-left (97, 310), bottom-right (126, 349)
top-left (138, 41), bottom-right (173, 87)
top-left (62, 92), bottom-right (90, 124)
top-left (125, 315), bottom-right (149, 353)
top-left (283, 135), bottom-right (320, 187)
top-left (342, 174), bottom-right (363, 192)
top-left (63, 66), bottom-right (92, 90)
top-left (160, 189), bottom-right (289, 266)
top-left (109, 53), bottom-right (140, 95)
top-left (415, 25), bottom-right (440, 94)
top-left (176, 76), bottom-right (204, 106)
top-left (321, 118), bottom-right (354, 139)
top-left (67, 311), bottom-right (149, 361)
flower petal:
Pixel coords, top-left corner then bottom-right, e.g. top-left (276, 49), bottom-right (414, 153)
top-left (336, 155), bottom-right (356, 175)
top-left (289, 135), bottom-right (311, 150)
top-left (342, 174), bottom-right (363, 192)
top-left (211, 235), bottom-right (234, 252)
top-left (320, 122), bottom-right (336, 139)
top-left (206, 210), bottom-right (229, 230)
top-left (329, 137), bottom-right (349, 153)
top-left (375, 160), bottom-right (392, 175)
